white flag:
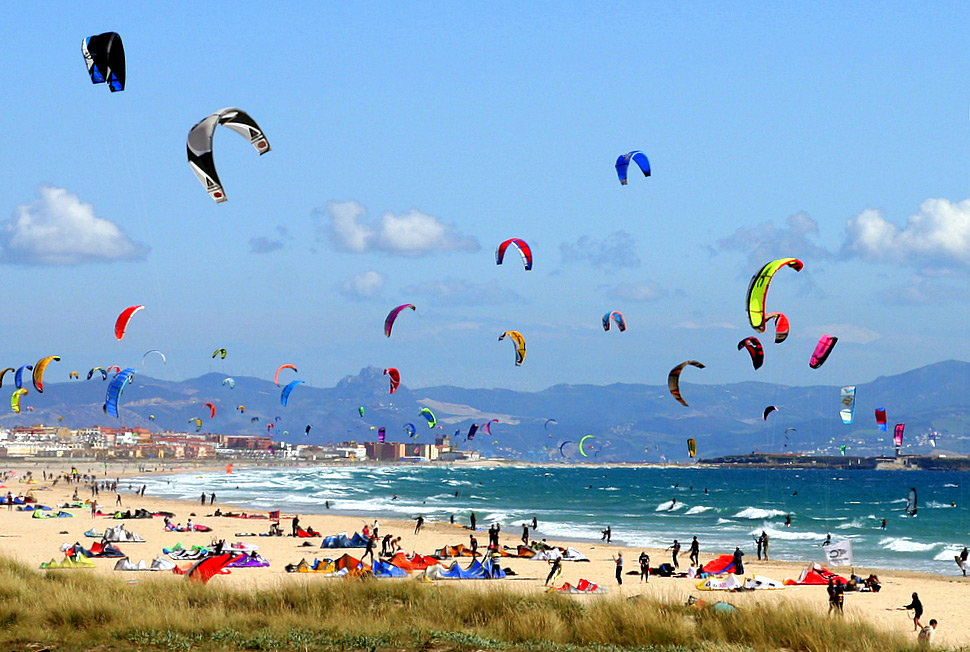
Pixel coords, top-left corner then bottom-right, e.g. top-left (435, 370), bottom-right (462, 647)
top-left (824, 539), bottom-right (853, 567)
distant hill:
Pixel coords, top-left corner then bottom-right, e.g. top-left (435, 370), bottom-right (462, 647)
top-left (6, 361), bottom-right (970, 462)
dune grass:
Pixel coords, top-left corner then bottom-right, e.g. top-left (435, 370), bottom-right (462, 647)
top-left (0, 556), bottom-right (929, 652)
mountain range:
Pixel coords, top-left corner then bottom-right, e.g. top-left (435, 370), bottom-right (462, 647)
top-left (5, 361), bottom-right (970, 462)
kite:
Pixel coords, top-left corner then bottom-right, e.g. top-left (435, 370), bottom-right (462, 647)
top-left (809, 335), bottom-right (838, 369)
top-left (305, 425), bottom-right (311, 436)
top-left (466, 423), bottom-right (478, 441)
top-left (764, 312), bottom-right (791, 344)
top-left (840, 445), bottom-right (847, 456)
top-left (667, 360), bottom-right (705, 407)
top-left (69, 371), bottom-right (79, 379)
top-left (0, 368), bottom-right (13, 388)
top-left (103, 368), bottom-right (137, 418)
top-left (498, 330), bottom-right (526, 366)
top-left (737, 337), bottom-right (764, 370)
top-left (578, 434), bottom-right (595, 458)
top-left (14, 365), bottom-right (32, 390)
top-left (687, 438), bottom-right (697, 458)
top-left (544, 418), bottom-right (558, 430)
top-left (894, 423), bottom-right (905, 449)
top-left (419, 407), bottom-right (437, 428)
top-left (875, 408), bottom-right (887, 431)
top-left (404, 423), bottom-right (416, 438)
top-left (274, 364), bottom-right (297, 386)
top-left (602, 311), bottom-right (626, 332)
top-left (114, 305), bottom-right (144, 340)
top-left (378, 427), bottom-right (386, 443)
top-left (358, 406), bottom-right (365, 418)
top-left (483, 419), bottom-right (499, 436)
top-left (203, 402), bottom-right (216, 419)
top-left (32, 356), bottom-right (60, 393)
top-left (10, 388), bottom-right (27, 414)
top-left (251, 417), bottom-right (259, 423)
top-left (212, 348), bottom-right (228, 359)
top-left (384, 304), bottom-right (416, 337)
top-left (615, 151), bottom-right (651, 185)
top-left (905, 487), bottom-right (917, 516)
top-left (763, 405), bottom-right (778, 421)
top-left (745, 258), bottom-right (803, 332)
top-left (839, 386), bottom-right (856, 425)
top-left (383, 368), bottom-right (401, 394)
top-left (106, 366), bottom-right (121, 374)
top-left (237, 405), bottom-right (245, 413)
top-left (559, 440), bottom-right (573, 457)
top-left (186, 108), bottom-right (270, 203)
top-left (141, 350), bottom-right (166, 366)
top-left (223, 377), bottom-right (235, 389)
top-left (280, 380), bottom-right (304, 406)
top-left (87, 367), bottom-right (107, 381)
top-left (495, 238), bottom-right (533, 271)
top-left (81, 32), bottom-right (125, 92)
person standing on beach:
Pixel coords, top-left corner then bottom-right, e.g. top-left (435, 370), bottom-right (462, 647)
top-left (689, 536), bottom-right (700, 566)
top-left (5, 492), bottom-right (11, 510)
top-left (761, 531), bottom-right (770, 560)
top-left (381, 533), bottom-right (392, 557)
top-left (200, 492), bottom-right (206, 505)
top-left (827, 578), bottom-right (844, 615)
top-left (373, 519), bottom-right (379, 538)
top-left (470, 512), bottom-right (477, 530)
top-left (210, 492), bottom-right (215, 504)
top-left (532, 515), bottom-right (538, 530)
top-left (732, 546), bottom-right (744, 575)
top-left (613, 552), bottom-right (623, 585)
top-left (521, 524), bottom-right (529, 545)
top-left (414, 515), bottom-right (424, 534)
top-left (362, 535), bottom-right (376, 564)
top-left (602, 526), bottom-right (612, 543)
top-left (469, 534), bottom-right (479, 557)
top-left (668, 539), bottom-right (681, 568)
top-left (755, 533), bottom-right (763, 560)
top-left (638, 551), bottom-right (650, 583)
top-left (903, 592), bottom-right (924, 631)
top-left (918, 619), bottom-right (938, 646)
top-left (957, 547), bottom-right (969, 576)
top-left (291, 515), bottom-right (300, 537)
top-left (90, 500), bottom-right (97, 518)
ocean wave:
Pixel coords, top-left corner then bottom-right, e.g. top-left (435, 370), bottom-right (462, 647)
top-left (933, 545), bottom-right (965, 561)
top-left (944, 483), bottom-right (959, 488)
top-left (655, 500), bottom-right (686, 512)
top-left (749, 527), bottom-right (824, 541)
top-left (836, 519), bottom-right (868, 530)
top-left (733, 507), bottom-right (786, 520)
top-left (716, 518), bottom-right (734, 525)
top-left (685, 506), bottom-right (712, 515)
top-left (879, 537), bottom-right (940, 552)
top-left (926, 501), bottom-right (956, 508)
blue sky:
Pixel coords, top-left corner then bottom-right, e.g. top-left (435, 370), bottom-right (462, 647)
top-left (2, 2), bottom-right (969, 392)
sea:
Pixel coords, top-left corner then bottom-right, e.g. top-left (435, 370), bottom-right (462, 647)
top-left (131, 465), bottom-right (970, 575)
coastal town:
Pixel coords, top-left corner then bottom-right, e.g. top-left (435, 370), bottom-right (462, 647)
top-left (0, 426), bottom-right (478, 463)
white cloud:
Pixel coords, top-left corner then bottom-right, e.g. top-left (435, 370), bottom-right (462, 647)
top-left (0, 187), bottom-right (148, 265)
top-left (842, 198), bottom-right (970, 268)
top-left (809, 324), bottom-right (880, 345)
top-left (318, 200), bottom-right (479, 256)
top-left (607, 281), bottom-right (668, 302)
top-left (338, 271), bottom-right (385, 300)
top-left (248, 236), bottom-right (283, 254)
top-left (716, 212), bottom-right (831, 268)
top-left (401, 279), bottom-right (525, 306)
top-left (560, 231), bottom-right (640, 271)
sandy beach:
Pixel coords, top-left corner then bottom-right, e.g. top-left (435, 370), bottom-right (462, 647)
top-left (1, 459), bottom-right (966, 647)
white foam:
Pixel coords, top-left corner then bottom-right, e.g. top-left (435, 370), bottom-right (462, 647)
top-left (750, 526), bottom-right (824, 541)
top-left (733, 507), bottom-right (786, 520)
top-left (944, 483), bottom-right (959, 488)
top-left (933, 545), bottom-right (965, 561)
top-left (655, 500), bottom-right (686, 512)
top-left (836, 519), bottom-right (868, 530)
top-left (685, 506), bottom-right (712, 515)
top-left (879, 537), bottom-right (940, 552)
top-left (927, 501), bottom-right (955, 509)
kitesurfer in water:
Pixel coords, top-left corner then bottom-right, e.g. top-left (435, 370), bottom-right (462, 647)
top-left (784, 513), bottom-right (792, 527)
top-left (669, 497), bottom-right (677, 511)
top-left (881, 518), bottom-right (887, 530)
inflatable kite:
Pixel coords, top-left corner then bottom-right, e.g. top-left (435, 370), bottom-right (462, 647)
top-left (875, 408), bottom-right (887, 431)
top-left (615, 151), bottom-right (651, 185)
top-left (81, 32), bottom-right (125, 92)
top-left (687, 438), bottom-right (697, 458)
top-left (839, 386), bottom-right (855, 424)
top-left (763, 405), bottom-right (778, 421)
top-left (203, 402), bottom-right (216, 419)
top-left (419, 407), bottom-right (437, 428)
top-left (274, 364), bottom-right (297, 386)
top-left (223, 377), bottom-right (235, 389)
top-left (602, 311), bottom-right (626, 332)
top-left (764, 313), bottom-right (791, 343)
top-left (87, 367), bottom-right (107, 381)
top-left (32, 356), bottom-right (60, 393)
top-left (578, 434), bottom-right (595, 458)
top-left (280, 380), bottom-right (304, 406)
top-left (737, 337), bottom-right (764, 370)
top-left (212, 348), bottom-right (228, 359)
top-left (10, 388), bottom-right (27, 414)
top-left (14, 365), bottom-right (32, 390)
top-left (746, 258), bottom-right (803, 332)
top-left (186, 108), bottom-right (270, 203)
top-left (498, 330), bottom-right (526, 366)
top-left (809, 335), bottom-right (838, 369)
top-left (384, 304), bottom-right (416, 337)
top-left (894, 424), bottom-right (905, 449)
top-left (383, 368), bottom-right (400, 394)
top-left (668, 360), bottom-right (705, 407)
top-left (114, 305), bottom-right (144, 340)
top-left (495, 238), bottom-right (533, 271)
top-left (141, 350), bottom-right (166, 366)
top-left (103, 368), bottom-right (137, 418)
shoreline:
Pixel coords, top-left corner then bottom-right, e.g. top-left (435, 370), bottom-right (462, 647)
top-left (1, 459), bottom-right (967, 647)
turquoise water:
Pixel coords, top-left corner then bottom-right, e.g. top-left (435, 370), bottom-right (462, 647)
top-left (134, 465), bottom-right (970, 574)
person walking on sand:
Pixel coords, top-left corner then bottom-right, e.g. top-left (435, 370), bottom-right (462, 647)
top-left (613, 552), bottom-right (623, 585)
top-left (469, 533), bottom-right (479, 557)
top-left (689, 536), bottom-right (700, 566)
top-left (827, 578), bottom-right (844, 615)
top-left (521, 523), bottom-right (529, 545)
top-left (291, 515), bottom-right (300, 537)
top-left (639, 551), bottom-right (650, 583)
top-left (545, 556), bottom-right (562, 586)
top-left (414, 515), bottom-right (424, 535)
top-left (601, 526), bottom-right (612, 544)
top-left (115, 492), bottom-right (122, 506)
top-left (90, 500), bottom-right (97, 518)
top-left (904, 592), bottom-right (924, 631)
top-left (362, 535), bottom-right (376, 564)
top-left (668, 539), bottom-right (681, 568)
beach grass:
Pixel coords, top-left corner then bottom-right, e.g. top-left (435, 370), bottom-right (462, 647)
top-left (0, 556), bottom-right (928, 652)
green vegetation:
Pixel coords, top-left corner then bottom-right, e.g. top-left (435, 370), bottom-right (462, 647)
top-left (0, 556), bottom-right (926, 652)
